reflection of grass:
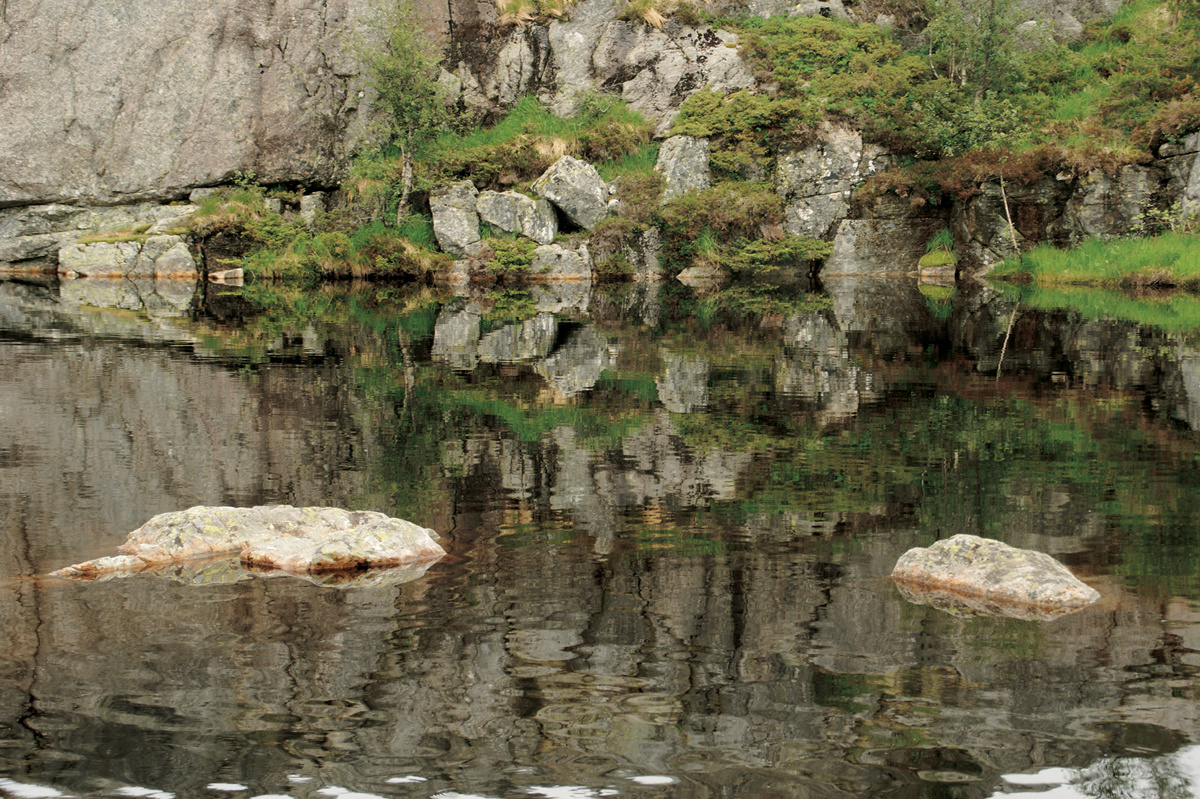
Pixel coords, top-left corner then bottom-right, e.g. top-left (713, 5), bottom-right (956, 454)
top-left (442, 390), bottom-right (649, 446)
top-left (998, 283), bottom-right (1200, 334)
top-left (498, 524), bottom-right (575, 547)
top-left (919, 284), bottom-right (956, 323)
top-left (631, 527), bottom-right (739, 556)
top-left (813, 671), bottom-right (886, 713)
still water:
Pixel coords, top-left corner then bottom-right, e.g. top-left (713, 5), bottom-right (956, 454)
top-left (2, 275), bottom-right (1200, 799)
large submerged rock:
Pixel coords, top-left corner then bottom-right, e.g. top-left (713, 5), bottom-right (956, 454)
top-left (50, 505), bottom-right (445, 581)
top-left (891, 534), bottom-right (1099, 620)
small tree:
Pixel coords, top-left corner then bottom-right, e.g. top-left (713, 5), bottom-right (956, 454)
top-left (924, 0), bottom-right (1021, 102)
top-left (360, 0), bottom-right (452, 224)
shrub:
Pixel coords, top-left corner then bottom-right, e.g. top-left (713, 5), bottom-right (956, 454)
top-left (723, 236), bottom-right (834, 275)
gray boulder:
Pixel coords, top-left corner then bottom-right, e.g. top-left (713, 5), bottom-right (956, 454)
top-left (1064, 165), bottom-right (1162, 239)
top-left (50, 505), bottom-right (445, 579)
top-left (476, 190), bottom-right (558, 244)
top-left (676, 262), bottom-right (730, 290)
top-left (530, 242), bottom-right (593, 280)
top-left (431, 181), bottom-right (483, 257)
top-left (1, 202), bottom-right (198, 267)
top-left (531, 156), bottom-right (610, 231)
top-left (546, 6), bottom-right (755, 135)
top-left (892, 534), bottom-right (1100, 620)
top-left (1160, 131), bottom-right (1200, 218)
top-left (656, 135), bottom-right (711, 203)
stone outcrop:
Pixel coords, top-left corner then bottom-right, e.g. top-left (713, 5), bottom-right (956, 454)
top-left (532, 156), bottom-right (611, 231)
top-left (541, 0), bottom-right (755, 134)
top-left (50, 505), bottom-right (445, 579)
top-left (776, 126), bottom-right (890, 240)
top-left (0, 0), bottom-right (379, 207)
top-left (58, 235), bottom-right (199, 279)
top-left (431, 181), bottom-right (483, 258)
top-left (530, 242), bottom-right (593, 280)
top-left (0, 203), bottom-right (197, 269)
top-left (656, 136), bottom-right (711, 203)
top-left (892, 534), bottom-right (1100, 620)
top-left (477, 190), bottom-right (558, 244)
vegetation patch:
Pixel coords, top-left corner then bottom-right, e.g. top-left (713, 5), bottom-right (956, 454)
top-left (712, 1), bottom-right (1198, 202)
top-left (77, 224), bottom-right (154, 245)
top-left (406, 94), bottom-right (654, 196)
top-left (990, 232), bottom-right (1200, 289)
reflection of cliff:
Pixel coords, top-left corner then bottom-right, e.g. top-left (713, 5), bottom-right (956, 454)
top-left (0, 336), bottom-right (380, 575)
top-left (954, 285), bottom-right (1200, 429)
top-left (442, 413), bottom-right (753, 542)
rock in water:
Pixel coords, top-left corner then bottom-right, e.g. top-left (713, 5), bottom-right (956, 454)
top-left (891, 534), bottom-right (1099, 620)
top-left (50, 505), bottom-right (445, 580)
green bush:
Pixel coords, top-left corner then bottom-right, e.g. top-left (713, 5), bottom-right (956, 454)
top-left (488, 236), bottom-right (538, 274)
top-left (723, 236), bottom-right (834, 275)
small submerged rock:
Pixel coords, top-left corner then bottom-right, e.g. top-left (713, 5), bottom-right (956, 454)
top-left (891, 534), bottom-right (1099, 620)
top-left (50, 504), bottom-right (445, 583)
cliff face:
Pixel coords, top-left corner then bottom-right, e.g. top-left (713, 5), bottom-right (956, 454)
top-left (1, 0), bottom-right (1124, 209)
top-left (0, 0), bottom-right (379, 207)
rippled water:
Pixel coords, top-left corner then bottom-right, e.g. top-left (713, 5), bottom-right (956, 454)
top-left (2, 276), bottom-right (1200, 799)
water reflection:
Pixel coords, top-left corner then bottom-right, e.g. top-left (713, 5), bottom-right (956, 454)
top-left (2, 276), bottom-right (1200, 798)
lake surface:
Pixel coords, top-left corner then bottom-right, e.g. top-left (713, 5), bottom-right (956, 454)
top-left (2, 275), bottom-right (1200, 799)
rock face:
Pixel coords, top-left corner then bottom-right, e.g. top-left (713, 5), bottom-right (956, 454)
top-left (476, 190), bottom-right (557, 244)
top-left (776, 127), bottom-right (890, 239)
top-left (0, 0), bottom-right (378, 207)
top-left (656, 136), bottom-right (711, 203)
top-left (431, 181), bottom-right (483, 258)
top-left (891, 534), bottom-right (1100, 620)
top-left (540, 0), bottom-right (755, 133)
top-left (50, 505), bottom-right (445, 579)
top-left (532, 156), bottom-right (611, 231)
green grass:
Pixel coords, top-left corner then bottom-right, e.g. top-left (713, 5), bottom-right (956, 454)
top-left (596, 141), bottom-right (661, 181)
top-left (990, 232), bottom-right (1200, 288)
top-left (414, 95), bottom-right (654, 192)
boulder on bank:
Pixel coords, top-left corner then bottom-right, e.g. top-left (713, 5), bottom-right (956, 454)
top-left (531, 156), bottom-right (610, 231)
top-left (431, 181), bottom-right (483, 258)
top-left (530, 242), bottom-right (592, 280)
top-left (50, 505), bottom-right (445, 580)
top-left (58, 234), bottom-right (198, 279)
top-left (476, 190), bottom-right (558, 244)
top-left (891, 534), bottom-right (1099, 620)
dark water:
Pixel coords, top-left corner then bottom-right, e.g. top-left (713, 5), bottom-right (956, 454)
top-left (3, 276), bottom-right (1200, 799)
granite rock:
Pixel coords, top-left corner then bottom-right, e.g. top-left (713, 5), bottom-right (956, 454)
top-left (50, 504), bottom-right (445, 578)
top-left (892, 534), bottom-right (1099, 618)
